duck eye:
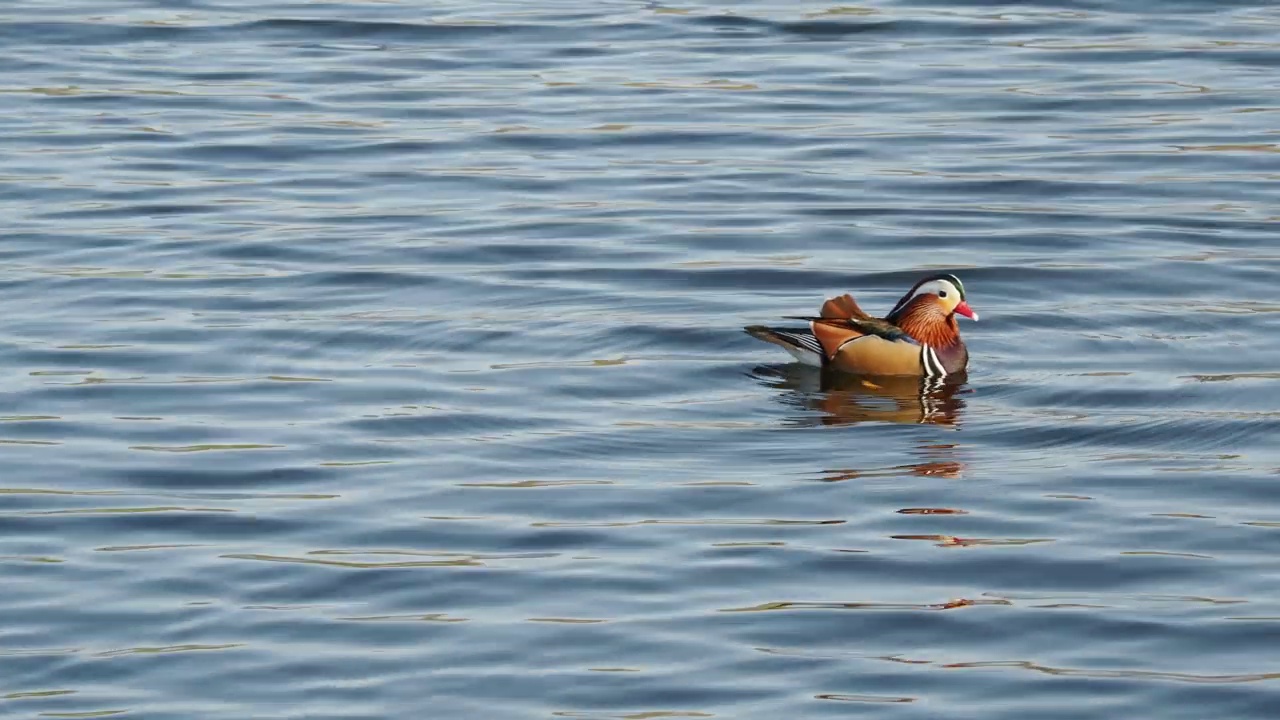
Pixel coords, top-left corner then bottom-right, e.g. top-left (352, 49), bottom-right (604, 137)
top-left (939, 290), bottom-right (948, 298)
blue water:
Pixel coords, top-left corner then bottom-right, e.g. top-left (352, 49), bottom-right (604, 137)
top-left (3, 1), bottom-right (1280, 718)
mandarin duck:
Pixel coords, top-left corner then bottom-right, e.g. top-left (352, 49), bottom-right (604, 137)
top-left (745, 273), bottom-right (977, 378)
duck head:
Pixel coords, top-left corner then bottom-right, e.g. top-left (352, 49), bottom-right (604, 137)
top-left (886, 273), bottom-right (977, 346)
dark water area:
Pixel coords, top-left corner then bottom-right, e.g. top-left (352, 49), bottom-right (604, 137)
top-left (3, 1), bottom-right (1280, 718)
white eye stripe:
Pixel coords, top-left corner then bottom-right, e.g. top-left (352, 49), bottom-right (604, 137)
top-left (906, 279), bottom-right (959, 302)
top-left (888, 277), bottom-right (963, 320)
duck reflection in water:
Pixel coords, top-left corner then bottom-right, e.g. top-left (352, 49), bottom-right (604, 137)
top-left (751, 363), bottom-right (969, 481)
top-left (750, 363), bottom-right (969, 428)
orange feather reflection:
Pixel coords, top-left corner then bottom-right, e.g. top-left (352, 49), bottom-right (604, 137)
top-left (750, 363), bottom-right (969, 428)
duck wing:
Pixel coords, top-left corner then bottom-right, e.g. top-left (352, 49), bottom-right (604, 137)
top-left (819, 293), bottom-right (873, 321)
top-left (784, 315), bottom-right (917, 346)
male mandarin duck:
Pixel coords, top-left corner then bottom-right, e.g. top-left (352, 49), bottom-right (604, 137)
top-left (745, 273), bottom-right (977, 378)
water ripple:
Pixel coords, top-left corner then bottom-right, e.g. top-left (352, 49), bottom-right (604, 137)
top-left (4, 1), bottom-right (1280, 718)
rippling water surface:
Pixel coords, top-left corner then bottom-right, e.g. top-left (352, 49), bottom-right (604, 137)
top-left (3, 1), bottom-right (1280, 717)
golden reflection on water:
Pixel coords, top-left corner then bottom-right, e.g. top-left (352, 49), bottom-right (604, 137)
top-left (818, 437), bottom-right (968, 483)
top-left (751, 364), bottom-right (971, 485)
top-left (819, 450), bottom-right (966, 483)
top-left (889, 535), bottom-right (1055, 548)
top-left (750, 364), bottom-right (968, 427)
top-left (723, 597), bottom-right (1010, 613)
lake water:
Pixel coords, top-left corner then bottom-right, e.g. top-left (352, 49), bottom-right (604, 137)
top-left (3, 1), bottom-right (1280, 718)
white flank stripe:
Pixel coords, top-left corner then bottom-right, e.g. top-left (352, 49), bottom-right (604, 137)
top-left (929, 347), bottom-right (947, 378)
top-left (921, 345), bottom-right (946, 378)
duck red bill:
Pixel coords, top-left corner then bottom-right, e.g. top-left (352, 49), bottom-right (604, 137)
top-left (954, 301), bottom-right (979, 321)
